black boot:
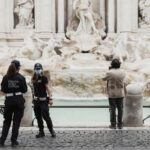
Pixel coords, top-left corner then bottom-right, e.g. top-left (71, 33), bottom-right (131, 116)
top-left (50, 128), bottom-right (56, 138)
top-left (36, 131), bottom-right (45, 138)
top-left (118, 123), bottom-right (123, 129)
top-left (0, 139), bottom-right (4, 147)
top-left (11, 141), bottom-right (19, 147)
top-left (109, 124), bottom-right (116, 129)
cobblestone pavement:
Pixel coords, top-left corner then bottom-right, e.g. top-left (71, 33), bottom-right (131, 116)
top-left (1, 128), bottom-right (150, 150)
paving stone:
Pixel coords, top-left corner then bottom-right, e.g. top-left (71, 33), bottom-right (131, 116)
top-left (1, 128), bottom-right (150, 150)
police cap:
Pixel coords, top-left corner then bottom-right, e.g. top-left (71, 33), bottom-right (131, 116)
top-left (11, 60), bottom-right (21, 68)
top-left (34, 63), bottom-right (42, 70)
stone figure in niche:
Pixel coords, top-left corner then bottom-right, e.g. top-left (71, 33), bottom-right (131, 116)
top-left (66, 0), bottom-right (106, 52)
top-left (67, 0), bottom-right (106, 38)
top-left (139, 0), bottom-right (150, 27)
top-left (73, 0), bottom-right (98, 34)
top-left (14, 0), bottom-right (34, 28)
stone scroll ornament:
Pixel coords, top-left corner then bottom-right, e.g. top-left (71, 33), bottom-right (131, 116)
top-left (14, 0), bottom-right (34, 28)
top-left (139, 0), bottom-right (150, 27)
top-left (66, 0), bottom-right (106, 52)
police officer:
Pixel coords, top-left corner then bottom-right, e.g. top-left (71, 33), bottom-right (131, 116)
top-left (32, 63), bottom-right (56, 138)
top-left (0, 60), bottom-right (27, 147)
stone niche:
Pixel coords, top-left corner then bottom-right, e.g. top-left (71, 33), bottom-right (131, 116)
top-left (14, 0), bottom-right (35, 29)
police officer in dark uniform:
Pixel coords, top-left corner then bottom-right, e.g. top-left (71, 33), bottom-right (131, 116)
top-left (32, 63), bottom-right (56, 138)
top-left (0, 60), bottom-right (27, 147)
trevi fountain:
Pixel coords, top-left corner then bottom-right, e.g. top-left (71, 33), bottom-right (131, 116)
top-left (0, 0), bottom-right (150, 99)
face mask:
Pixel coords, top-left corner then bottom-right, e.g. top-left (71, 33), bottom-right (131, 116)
top-left (35, 69), bottom-right (42, 75)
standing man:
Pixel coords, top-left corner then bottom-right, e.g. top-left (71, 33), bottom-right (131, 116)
top-left (32, 63), bottom-right (56, 138)
top-left (0, 60), bottom-right (27, 147)
top-left (103, 59), bottom-right (126, 129)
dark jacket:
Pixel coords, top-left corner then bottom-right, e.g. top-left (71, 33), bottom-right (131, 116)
top-left (1, 73), bottom-right (27, 94)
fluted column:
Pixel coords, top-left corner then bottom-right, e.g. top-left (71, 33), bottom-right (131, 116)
top-left (35, 0), bottom-right (52, 32)
top-left (117, 0), bottom-right (138, 32)
top-left (107, 0), bottom-right (115, 33)
top-left (57, 0), bottom-right (65, 33)
top-left (100, 0), bottom-right (105, 23)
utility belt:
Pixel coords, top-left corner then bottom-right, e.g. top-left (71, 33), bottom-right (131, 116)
top-left (5, 92), bottom-right (22, 97)
top-left (34, 96), bottom-right (48, 101)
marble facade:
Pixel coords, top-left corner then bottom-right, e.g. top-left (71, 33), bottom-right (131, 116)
top-left (0, 0), bottom-right (142, 38)
top-left (1, 0), bottom-right (150, 99)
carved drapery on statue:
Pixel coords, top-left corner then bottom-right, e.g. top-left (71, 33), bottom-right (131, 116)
top-left (14, 0), bottom-right (34, 28)
top-left (66, 0), bottom-right (106, 52)
top-left (139, 0), bottom-right (150, 27)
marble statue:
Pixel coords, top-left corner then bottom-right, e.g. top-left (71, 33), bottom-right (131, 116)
top-left (139, 0), bottom-right (150, 27)
top-left (67, 0), bottom-right (105, 38)
top-left (73, 0), bottom-right (98, 35)
top-left (14, 0), bottom-right (34, 28)
top-left (34, 36), bottom-right (61, 59)
top-left (66, 0), bottom-right (106, 52)
top-left (19, 32), bottom-right (42, 59)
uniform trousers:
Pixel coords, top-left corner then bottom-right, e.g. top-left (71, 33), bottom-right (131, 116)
top-left (33, 100), bottom-right (53, 132)
top-left (1, 96), bottom-right (24, 142)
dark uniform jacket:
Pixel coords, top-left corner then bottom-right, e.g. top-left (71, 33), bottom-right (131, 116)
top-left (32, 75), bottom-right (48, 98)
top-left (1, 73), bottom-right (27, 96)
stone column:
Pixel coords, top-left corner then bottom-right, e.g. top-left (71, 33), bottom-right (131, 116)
top-left (100, 0), bottom-right (105, 23)
top-left (0, 0), bottom-right (6, 32)
top-left (0, 0), bottom-right (14, 33)
top-left (107, 0), bottom-right (115, 33)
top-left (51, 0), bottom-right (56, 33)
top-left (67, 0), bottom-right (73, 24)
top-left (123, 83), bottom-right (143, 127)
top-left (117, 0), bottom-right (138, 32)
top-left (21, 86), bottom-right (32, 127)
top-left (57, 0), bottom-right (65, 33)
top-left (5, 0), bottom-right (14, 32)
top-left (35, 0), bottom-right (52, 32)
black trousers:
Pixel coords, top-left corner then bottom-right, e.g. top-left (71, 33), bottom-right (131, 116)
top-left (1, 97), bottom-right (24, 142)
top-left (109, 98), bottom-right (123, 126)
top-left (33, 100), bottom-right (53, 132)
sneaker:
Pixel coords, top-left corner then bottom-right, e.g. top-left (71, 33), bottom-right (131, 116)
top-left (50, 129), bottom-right (56, 138)
top-left (36, 132), bottom-right (45, 138)
top-left (11, 141), bottom-right (19, 147)
top-left (0, 139), bottom-right (4, 147)
top-left (109, 125), bottom-right (116, 129)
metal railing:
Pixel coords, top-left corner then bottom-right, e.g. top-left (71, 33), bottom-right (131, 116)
top-left (0, 104), bottom-right (150, 125)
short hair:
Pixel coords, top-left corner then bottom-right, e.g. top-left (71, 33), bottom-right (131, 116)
top-left (111, 59), bottom-right (121, 69)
